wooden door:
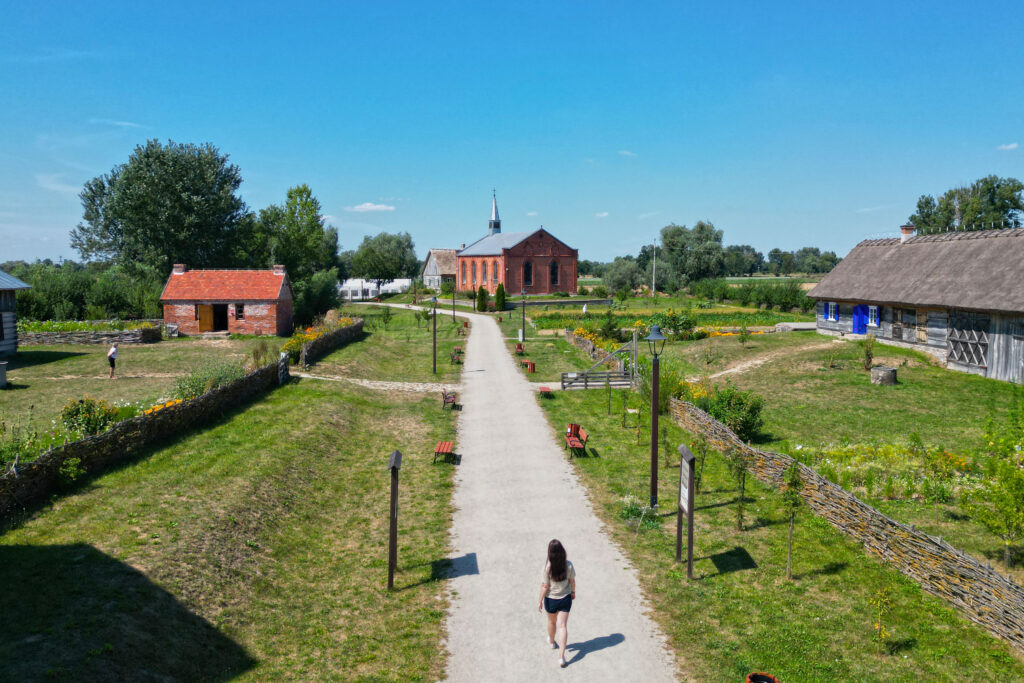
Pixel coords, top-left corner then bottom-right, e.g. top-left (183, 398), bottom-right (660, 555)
top-left (198, 305), bottom-right (214, 332)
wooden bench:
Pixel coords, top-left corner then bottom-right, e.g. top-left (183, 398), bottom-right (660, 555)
top-left (449, 350), bottom-right (463, 365)
top-left (515, 342), bottom-right (525, 355)
top-left (564, 423), bottom-right (589, 457)
top-left (453, 345), bottom-right (463, 355)
top-left (539, 386), bottom-right (552, 398)
top-left (434, 440), bottom-right (454, 463)
top-left (441, 389), bottom-right (457, 409)
top-left (521, 359), bottom-right (535, 373)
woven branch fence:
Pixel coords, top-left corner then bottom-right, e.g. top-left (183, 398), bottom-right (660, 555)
top-left (19, 326), bottom-right (162, 345)
top-left (669, 397), bottom-right (1024, 655)
top-left (0, 355), bottom-right (290, 520)
top-left (564, 329), bottom-right (624, 371)
top-left (300, 318), bottom-right (364, 367)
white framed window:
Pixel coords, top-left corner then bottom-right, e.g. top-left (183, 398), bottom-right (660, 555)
top-left (824, 302), bottom-right (838, 321)
top-left (868, 305), bottom-right (879, 327)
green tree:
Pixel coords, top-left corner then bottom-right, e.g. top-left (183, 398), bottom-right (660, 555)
top-left (963, 458), bottom-right (1024, 568)
top-left (350, 232), bottom-right (419, 292)
top-left (476, 286), bottom-right (488, 312)
top-left (659, 221), bottom-right (725, 282)
top-left (256, 185), bottom-right (340, 282)
top-left (909, 175), bottom-right (1024, 234)
top-left (494, 282), bottom-right (506, 311)
top-left (781, 462), bottom-right (805, 580)
top-left (70, 139), bottom-right (249, 273)
top-left (602, 257), bottom-right (642, 293)
top-left (723, 245), bottom-right (763, 276)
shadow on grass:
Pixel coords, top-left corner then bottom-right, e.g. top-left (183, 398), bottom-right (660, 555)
top-left (698, 547), bottom-right (758, 576)
top-left (6, 349), bottom-right (89, 370)
top-left (886, 637), bottom-right (917, 655)
top-left (0, 543), bottom-right (255, 681)
top-left (794, 561), bottom-right (849, 580)
top-left (566, 633), bottom-right (625, 666)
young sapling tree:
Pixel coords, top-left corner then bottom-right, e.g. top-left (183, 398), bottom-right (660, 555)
top-left (781, 462), bottom-right (805, 580)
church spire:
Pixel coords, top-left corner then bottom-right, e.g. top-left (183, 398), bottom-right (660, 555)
top-left (489, 190), bottom-right (501, 235)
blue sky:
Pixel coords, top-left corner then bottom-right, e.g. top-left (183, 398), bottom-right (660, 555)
top-left (2, 1), bottom-right (1022, 264)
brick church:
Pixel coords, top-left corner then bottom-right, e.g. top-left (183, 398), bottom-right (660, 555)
top-left (456, 194), bottom-right (578, 295)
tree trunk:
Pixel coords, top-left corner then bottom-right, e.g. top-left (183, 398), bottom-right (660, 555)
top-left (1007, 541), bottom-right (1012, 570)
top-left (787, 513), bottom-right (794, 580)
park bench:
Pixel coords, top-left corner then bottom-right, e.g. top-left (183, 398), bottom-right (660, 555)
top-left (456, 326), bottom-right (465, 336)
top-left (449, 350), bottom-right (463, 365)
top-left (515, 342), bottom-right (525, 355)
top-left (434, 440), bottom-right (454, 463)
top-left (453, 345), bottom-right (463, 355)
top-left (539, 386), bottom-right (552, 398)
top-left (441, 389), bottom-right (458, 409)
top-left (564, 423), bottom-right (589, 457)
top-left (521, 359), bottom-right (535, 373)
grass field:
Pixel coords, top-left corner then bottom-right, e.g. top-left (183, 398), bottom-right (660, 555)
top-left (505, 335), bottom-right (594, 382)
top-left (1, 377), bottom-right (456, 681)
top-left (538, 388), bottom-right (1024, 681)
top-left (319, 305), bottom-right (465, 383)
top-left (1, 338), bottom-right (258, 433)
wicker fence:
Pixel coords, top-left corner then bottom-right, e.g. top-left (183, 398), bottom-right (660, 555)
top-left (669, 397), bottom-right (1024, 655)
top-left (564, 329), bottom-right (624, 371)
top-left (19, 326), bottom-right (163, 345)
top-left (0, 354), bottom-right (291, 520)
top-left (299, 318), bottom-right (364, 367)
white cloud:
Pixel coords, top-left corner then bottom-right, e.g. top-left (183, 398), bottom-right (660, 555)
top-left (35, 173), bottom-right (79, 195)
top-left (345, 202), bottom-right (396, 212)
top-left (618, 150), bottom-right (637, 157)
top-left (595, 211), bottom-right (609, 218)
top-left (526, 211), bottom-right (538, 216)
top-left (855, 205), bottom-right (889, 214)
top-left (637, 211), bottom-right (659, 220)
top-left (997, 142), bottom-right (1018, 151)
top-left (88, 118), bottom-right (143, 129)
top-left (323, 214), bottom-right (337, 223)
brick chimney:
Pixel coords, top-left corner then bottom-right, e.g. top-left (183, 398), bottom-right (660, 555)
top-left (172, 263), bottom-right (186, 274)
top-left (460, 243), bottom-right (466, 249)
top-left (900, 225), bottom-right (916, 243)
top-left (272, 264), bottom-right (286, 275)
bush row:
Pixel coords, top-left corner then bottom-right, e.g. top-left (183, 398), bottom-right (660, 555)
top-left (689, 278), bottom-right (813, 312)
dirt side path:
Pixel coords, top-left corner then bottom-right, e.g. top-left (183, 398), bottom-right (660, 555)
top-left (694, 340), bottom-right (839, 381)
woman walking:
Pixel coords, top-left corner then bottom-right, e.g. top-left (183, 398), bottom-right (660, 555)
top-left (107, 342), bottom-right (118, 379)
top-left (538, 539), bottom-right (576, 667)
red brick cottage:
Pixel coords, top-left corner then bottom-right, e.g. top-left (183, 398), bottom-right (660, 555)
top-left (160, 264), bottom-right (294, 336)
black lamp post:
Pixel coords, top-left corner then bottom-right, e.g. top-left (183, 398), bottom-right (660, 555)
top-left (452, 286), bottom-right (456, 322)
top-left (645, 325), bottom-right (667, 508)
top-left (521, 287), bottom-right (527, 342)
top-left (431, 296), bottom-right (438, 375)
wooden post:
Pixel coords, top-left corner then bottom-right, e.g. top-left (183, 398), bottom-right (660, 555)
top-left (677, 444), bottom-right (695, 579)
top-left (387, 450), bottom-right (403, 590)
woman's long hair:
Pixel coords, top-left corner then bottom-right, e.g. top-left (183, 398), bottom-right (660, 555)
top-left (547, 539), bottom-right (567, 582)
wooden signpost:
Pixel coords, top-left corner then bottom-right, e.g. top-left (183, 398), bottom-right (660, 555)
top-left (677, 444), bottom-right (696, 579)
top-left (387, 449), bottom-right (403, 590)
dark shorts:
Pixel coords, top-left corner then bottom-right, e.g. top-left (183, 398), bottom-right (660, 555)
top-left (108, 357), bottom-right (116, 369)
top-left (544, 595), bottom-right (572, 614)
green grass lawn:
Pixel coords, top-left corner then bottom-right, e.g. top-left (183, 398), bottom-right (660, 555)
top-left (1, 377), bottom-right (456, 681)
top-left (538, 389), bottom-right (1024, 681)
top-left (1, 338), bottom-right (261, 432)
top-left (505, 335), bottom-right (594, 382)
top-left (318, 306), bottom-right (465, 383)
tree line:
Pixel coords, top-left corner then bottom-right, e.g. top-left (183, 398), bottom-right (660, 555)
top-left (20, 139), bottom-right (419, 324)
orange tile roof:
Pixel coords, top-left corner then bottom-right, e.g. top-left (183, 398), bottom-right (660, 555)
top-left (160, 269), bottom-right (290, 301)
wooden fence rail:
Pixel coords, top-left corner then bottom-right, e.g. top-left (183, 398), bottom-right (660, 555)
top-left (669, 397), bottom-right (1024, 656)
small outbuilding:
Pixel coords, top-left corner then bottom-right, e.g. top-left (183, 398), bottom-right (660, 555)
top-left (0, 269), bottom-right (31, 356)
top-left (421, 249), bottom-right (457, 289)
top-left (160, 264), bottom-right (293, 336)
top-left (809, 226), bottom-right (1024, 383)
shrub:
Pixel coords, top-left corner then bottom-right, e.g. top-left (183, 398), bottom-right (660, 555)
top-left (690, 384), bottom-right (764, 442)
top-left (60, 397), bottom-right (120, 437)
top-left (174, 361), bottom-right (247, 400)
top-left (495, 283), bottom-right (506, 311)
top-left (440, 280), bottom-right (455, 296)
top-left (618, 495), bottom-right (661, 531)
top-left (551, 291), bottom-right (570, 298)
top-left (476, 286), bottom-right (488, 312)
top-left (614, 286), bottom-right (632, 303)
top-left (862, 333), bottom-right (875, 371)
top-left (591, 285), bottom-right (608, 298)
top-left (58, 457), bottom-right (85, 488)
top-left (577, 285), bottom-right (588, 295)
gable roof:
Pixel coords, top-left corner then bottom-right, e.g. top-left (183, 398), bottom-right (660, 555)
top-left (808, 228), bottom-right (1024, 315)
top-left (0, 270), bottom-right (31, 290)
top-left (458, 228), bottom-right (576, 256)
top-left (160, 269), bottom-right (290, 302)
top-left (424, 248), bottom-right (458, 274)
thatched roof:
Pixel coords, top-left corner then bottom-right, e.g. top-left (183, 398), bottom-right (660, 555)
top-left (808, 228), bottom-right (1024, 315)
top-left (425, 248), bottom-right (457, 275)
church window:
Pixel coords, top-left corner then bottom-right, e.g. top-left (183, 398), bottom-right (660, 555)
top-left (461, 262), bottom-right (466, 285)
top-left (493, 261), bottom-right (498, 283)
top-left (472, 262), bottom-right (476, 284)
top-left (523, 261), bottom-right (533, 287)
top-left (549, 261), bottom-right (559, 286)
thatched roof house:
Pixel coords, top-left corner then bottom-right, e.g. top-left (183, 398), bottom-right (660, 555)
top-left (421, 249), bottom-right (457, 289)
top-left (809, 226), bottom-right (1024, 382)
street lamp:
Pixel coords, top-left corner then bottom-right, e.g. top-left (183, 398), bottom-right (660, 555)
top-left (521, 287), bottom-right (527, 343)
top-left (452, 286), bottom-right (456, 322)
top-left (431, 296), bottom-right (438, 375)
top-left (645, 324), bottom-right (667, 508)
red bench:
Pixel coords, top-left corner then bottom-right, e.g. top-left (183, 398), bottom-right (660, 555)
top-left (539, 386), bottom-right (552, 398)
top-left (564, 423), bottom-right (589, 457)
top-left (441, 389), bottom-right (458, 409)
top-left (434, 441), bottom-right (454, 463)
top-left (515, 343), bottom-right (525, 355)
top-left (521, 359), bottom-right (535, 373)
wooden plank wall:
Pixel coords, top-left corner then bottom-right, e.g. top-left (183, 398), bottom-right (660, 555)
top-left (987, 314), bottom-right (1024, 383)
top-left (0, 312), bottom-right (16, 356)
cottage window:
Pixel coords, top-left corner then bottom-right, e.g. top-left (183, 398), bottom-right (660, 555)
top-left (868, 305), bottom-right (879, 327)
top-left (549, 261), bottom-right (559, 286)
top-left (235, 304), bottom-right (245, 320)
top-left (523, 261), bottom-right (533, 287)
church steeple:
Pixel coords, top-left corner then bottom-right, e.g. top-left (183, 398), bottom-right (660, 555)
top-left (489, 190), bottom-right (501, 235)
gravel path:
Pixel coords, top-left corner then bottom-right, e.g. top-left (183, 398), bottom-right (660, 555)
top-left (444, 312), bottom-right (677, 681)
